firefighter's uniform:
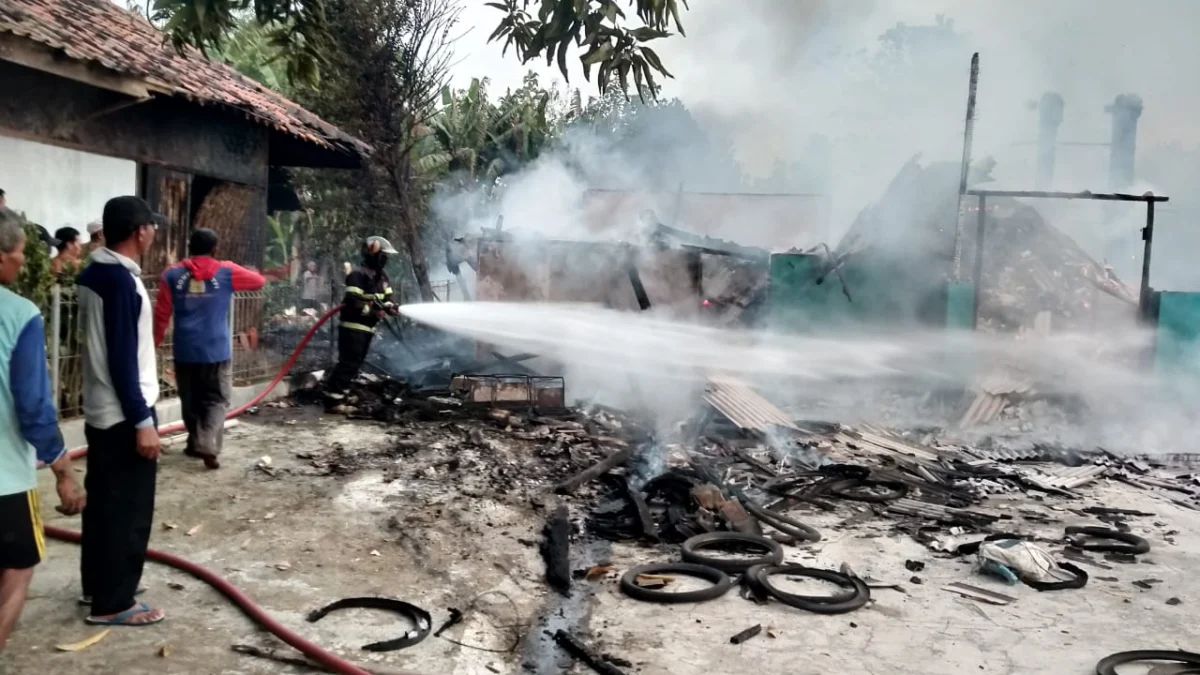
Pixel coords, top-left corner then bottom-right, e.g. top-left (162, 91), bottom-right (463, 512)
top-left (326, 237), bottom-right (398, 397)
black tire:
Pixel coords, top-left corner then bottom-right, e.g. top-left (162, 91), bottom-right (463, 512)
top-left (818, 464), bottom-right (872, 480)
top-left (744, 501), bottom-right (822, 543)
top-left (619, 562), bottom-right (734, 604)
top-left (1096, 651), bottom-right (1200, 675)
top-left (748, 565), bottom-right (870, 614)
top-left (1066, 526), bottom-right (1150, 555)
top-left (306, 596), bottom-right (432, 651)
top-left (680, 532), bottom-right (784, 573)
top-left (825, 478), bottom-right (908, 503)
top-left (1022, 561), bottom-right (1088, 591)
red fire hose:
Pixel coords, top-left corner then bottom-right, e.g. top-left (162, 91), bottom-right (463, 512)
top-left (43, 305), bottom-right (378, 675)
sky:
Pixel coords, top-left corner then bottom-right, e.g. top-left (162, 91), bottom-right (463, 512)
top-left (450, 1), bottom-right (1200, 286)
top-left (453, 0), bottom-right (1200, 176)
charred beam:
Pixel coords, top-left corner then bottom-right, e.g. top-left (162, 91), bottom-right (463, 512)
top-left (554, 446), bottom-right (637, 495)
top-left (541, 506), bottom-right (572, 596)
top-left (553, 630), bottom-right (629, 675)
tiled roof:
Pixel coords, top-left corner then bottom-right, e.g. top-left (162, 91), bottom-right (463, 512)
top-left (0, 0), bottom-right (370, 160)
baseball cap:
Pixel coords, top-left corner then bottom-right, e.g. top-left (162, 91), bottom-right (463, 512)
top-left (102, 196), bottom-right (167, 231)
top-left (86, 220), bottom-right (103, 236)
top-left (34, 225), bottom-right (60, 259)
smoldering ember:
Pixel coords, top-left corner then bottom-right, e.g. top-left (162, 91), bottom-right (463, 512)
top-left (6, 2), bottom-right (1200, 675)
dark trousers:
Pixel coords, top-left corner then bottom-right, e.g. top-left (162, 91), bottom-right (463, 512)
top-left (327, 326), bottom-right (374, 392)
top-left (176, 360), bottom-right (232, 457)
top-left (81, 418), bottom-right (157, 616)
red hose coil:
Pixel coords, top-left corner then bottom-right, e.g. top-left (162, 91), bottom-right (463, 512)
top-left (44, 305), bottom-right (376, 675)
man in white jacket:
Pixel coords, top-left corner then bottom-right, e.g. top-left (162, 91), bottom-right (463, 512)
top-left (75, 196), bottom-right (165, 627)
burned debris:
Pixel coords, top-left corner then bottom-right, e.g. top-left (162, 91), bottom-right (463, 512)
top-left (240, 154), bottom-right (1200, 673)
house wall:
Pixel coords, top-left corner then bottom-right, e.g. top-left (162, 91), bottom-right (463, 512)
top-left (0, 136), bottom-right (136, 232)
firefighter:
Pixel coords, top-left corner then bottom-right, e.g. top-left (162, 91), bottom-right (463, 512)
top-left (325, 236), bottom-right (400, 401)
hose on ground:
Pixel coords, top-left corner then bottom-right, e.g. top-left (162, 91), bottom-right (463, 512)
top-left (43, 305), bottom-right (381, 675)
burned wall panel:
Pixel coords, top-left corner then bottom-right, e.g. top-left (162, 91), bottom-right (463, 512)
top-left (140, 165), bottom-right (191, 280)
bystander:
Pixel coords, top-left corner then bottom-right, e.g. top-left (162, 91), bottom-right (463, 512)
top-left (75, 196), bottom-right (165, 627)
top-left (0, 207), bottom-right (85, 651)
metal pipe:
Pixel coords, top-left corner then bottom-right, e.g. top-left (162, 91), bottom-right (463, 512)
top-left (1035, 92), bottom-right (1064, 190)
top-left (972, 195), bottom-right (987, 329)
top-left (952, 53), bottom-right (981, 280)
top-left (50, 283), bottom-right (61, 407)
top-left (1140, 199), bottom-right (1156, 317)
top-left (965, 189), bottom-right (1167, 203)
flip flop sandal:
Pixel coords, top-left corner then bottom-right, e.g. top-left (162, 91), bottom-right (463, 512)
top-left (85, 602), bottom-right (165, 627)
top-left (78, 587), bottom-right (148, 606)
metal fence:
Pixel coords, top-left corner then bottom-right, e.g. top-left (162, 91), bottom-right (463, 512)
top-left (46, 277), bottom-right (338, 420)
top-left (431, 279), bottom-right (458, 302)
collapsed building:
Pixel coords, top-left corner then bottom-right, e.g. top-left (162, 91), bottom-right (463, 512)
top-left (447, 158), bottom-right (1140, 337)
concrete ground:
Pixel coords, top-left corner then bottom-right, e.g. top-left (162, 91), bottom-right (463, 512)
top-left (4, 406), bottom-right (1199, 675)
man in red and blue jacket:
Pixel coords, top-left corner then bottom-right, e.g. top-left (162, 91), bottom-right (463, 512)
top-left (153, 228), bottom-right (264, 469)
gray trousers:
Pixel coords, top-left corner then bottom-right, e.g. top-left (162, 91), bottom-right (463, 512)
top-left (176, 360), bottom-right (232, 458)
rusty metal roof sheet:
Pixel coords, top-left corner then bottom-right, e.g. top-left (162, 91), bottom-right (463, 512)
top-left (0, 0), bottom-right (370, 160)
top-left (704, 375), bottom-right (797, 434)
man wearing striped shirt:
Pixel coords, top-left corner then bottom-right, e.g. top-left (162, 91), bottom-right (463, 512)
top-left (0, 207), bottom-right (85, 651)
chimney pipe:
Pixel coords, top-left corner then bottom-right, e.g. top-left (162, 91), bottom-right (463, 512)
top-left (1106, 93), bottom-right (1143, 191)
top-left (1035, 92), bottom-right (1064, 190)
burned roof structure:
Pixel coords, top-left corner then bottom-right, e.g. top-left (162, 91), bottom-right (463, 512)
top-left (0, 0), bottom-right (370, 276)
top-left (0, 0), bottom-right (369, 167)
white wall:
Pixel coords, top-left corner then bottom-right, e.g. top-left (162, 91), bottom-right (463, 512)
top-left (0, 136), bottom-right (138, 239)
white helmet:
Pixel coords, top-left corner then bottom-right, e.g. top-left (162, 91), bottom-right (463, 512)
top-left (365, 236), bottom-right (398, 255)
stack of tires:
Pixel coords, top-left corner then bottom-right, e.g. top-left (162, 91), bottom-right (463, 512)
top-left (619, 532), bottom-right (870, 614)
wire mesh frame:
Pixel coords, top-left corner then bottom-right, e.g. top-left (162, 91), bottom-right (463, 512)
top-left (46, 280), bottom-right (338, 420)
top-left (964, 189), bottom-right (1169, 329)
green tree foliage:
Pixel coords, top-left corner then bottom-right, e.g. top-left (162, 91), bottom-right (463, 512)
top-left (290, 0), bottom-right (459, 302)
top-left (487, 0), bottom-right (686, 100)
top-left (152, 0), bottom-right (327, 87)
top-left (14, 221), bottom-right (53, 311)
top-left (152, 0), bottom-right (687, 94)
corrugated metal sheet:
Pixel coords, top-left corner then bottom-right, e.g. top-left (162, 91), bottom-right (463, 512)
top-left (703, 375), bottom-right (797, 434)
top-left (962, 445), bottom-right (1054, 462)
top-left (958, 368), bottom-right (1035, 428)
top-left (1016, 463), bottom-right (1109, 491)
top-left (887, 498), bottom-right (998, 523)
top-left (841, 425), bottom-right (944, 464)
top-left (959, 391), bottom-right (1007, 427)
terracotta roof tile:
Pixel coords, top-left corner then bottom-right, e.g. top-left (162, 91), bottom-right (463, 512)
top-left (0, 0), bottom-right (370, 160)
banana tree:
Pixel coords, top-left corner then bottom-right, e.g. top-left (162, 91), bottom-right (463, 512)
top-left (428, 78), bottom-right (506, 188)
top-left (264, 212), bottom-right (306, 281)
